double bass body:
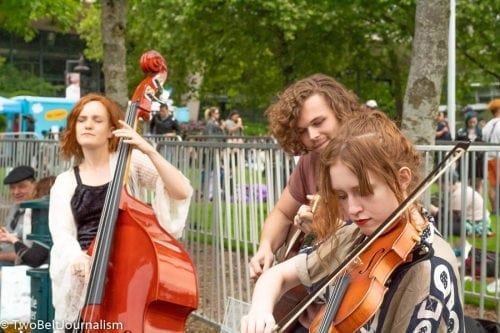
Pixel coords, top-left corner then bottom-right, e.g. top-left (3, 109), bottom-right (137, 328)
top-left (81, 189), bottom-right (198, 332)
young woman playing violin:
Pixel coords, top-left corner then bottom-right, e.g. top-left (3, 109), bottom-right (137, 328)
top-left (48, 94), bottom-right (193, 329)
top-left (241, 111), bottom-right (464, 333)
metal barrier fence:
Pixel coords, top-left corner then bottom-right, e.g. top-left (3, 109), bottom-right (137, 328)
top-left (0, 138), bottom-right (498, 327)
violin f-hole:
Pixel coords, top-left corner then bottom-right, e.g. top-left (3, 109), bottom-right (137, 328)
top-left (358, 248), bottom-right (385, 275)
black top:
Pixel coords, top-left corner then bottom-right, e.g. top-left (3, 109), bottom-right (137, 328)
top-left (14, 241), bottom-right (49, 267)
top-left (149, 114), bottom-right (181, 135)
top-left (70, 167), bottom-right (109, 250)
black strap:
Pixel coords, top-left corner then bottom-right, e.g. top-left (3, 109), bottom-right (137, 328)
top-left (9, 208), bottom-right (25, 230)
top-left (73, 166), bottom-right (82, 186)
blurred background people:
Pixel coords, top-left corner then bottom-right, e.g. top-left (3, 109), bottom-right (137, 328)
top-left (204, 106), bottom-right (225, 135)
top-left (456, 111), bottom-right (484, 193)
top-left (149, 103), bottom-right (181, 137)
top-left (224, 109), bottom-right (244, 146)
top-left (224, 109), bottom-right (244, 137)
top-left (483, 98), bottom-right (500, 213)
top-left (435, 110), bottom-right (451, 141)
top-left (65, 73), bottom-right (81, 100)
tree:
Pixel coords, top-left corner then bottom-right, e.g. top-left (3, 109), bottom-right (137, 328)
top-left (122, 1), bottom-right (423, 120)
top-left (3, 0), bottom-right (497, 140)
top-left (101, 0), bottom-right (128, 109)
top-left (401, 0), bottom-right (449, 144)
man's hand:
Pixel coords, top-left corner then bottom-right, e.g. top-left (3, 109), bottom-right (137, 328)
top-left (249, 244), bottom-right (274, 282)
top-left (292, 194), bottom-right (320, 234)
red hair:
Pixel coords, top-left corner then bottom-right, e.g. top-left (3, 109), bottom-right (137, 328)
top-left (59, 93), bottom-right (124, 163)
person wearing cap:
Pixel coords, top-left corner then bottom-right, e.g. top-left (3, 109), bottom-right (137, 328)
top-left (482, 98), bottom-right (500, 213)
top-left (0, 176), bottom-right (55, 267)
top-left (365, 99), bottom-right (378, 111)
top-left (0, 166), bottom-right (36, 265)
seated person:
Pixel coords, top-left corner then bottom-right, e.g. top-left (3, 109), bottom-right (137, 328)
top-left (0, 166), bottom-right (36, 266)
top-left (0, 176), bottom-right (56, 267)
top-left (430, 172), bottom-right (492, 237)
top-left (450, 176), bottom-right (492, 236)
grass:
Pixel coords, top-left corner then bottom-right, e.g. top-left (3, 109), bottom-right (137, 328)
top-left (464, 279), bottom-right (498, 310)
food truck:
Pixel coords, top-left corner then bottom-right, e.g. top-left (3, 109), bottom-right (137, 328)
top-left (0, 96), bottom-right (75, 138)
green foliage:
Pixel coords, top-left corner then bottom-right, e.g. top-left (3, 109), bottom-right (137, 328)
top-left (454, 0), bottom-right (499, 105)
top-left (244, 121), bottom-right (269, 136)
top-left (3, 0), bottom-right (497, 124)
top-left (77, 3), bottom-right (103, 61)
top-left (0, 0), bottom-right (81, 41)
top-left (0, 115), bottom-right (6, 132)
top-left (121, 0), bottom-right (420, 117)
top-left (0, 61), bottom-right (63, 97)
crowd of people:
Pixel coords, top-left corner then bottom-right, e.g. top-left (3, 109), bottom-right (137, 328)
top-left (202, 106), bottom-right (245, 139)
top-left (0, 74), bottom-right (499, 331)
top-left (147, 94), bottom-right (246, 139)
top-left (434, 100), bottom-right (500, 216)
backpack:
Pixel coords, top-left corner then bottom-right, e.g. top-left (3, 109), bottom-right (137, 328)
top-left (465, 248), bottom-right (499, 278)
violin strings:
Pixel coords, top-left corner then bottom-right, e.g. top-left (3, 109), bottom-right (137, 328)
top-left (317, 269), bottom-right (347, 333)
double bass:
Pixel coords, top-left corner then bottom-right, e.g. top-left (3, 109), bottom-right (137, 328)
top-left (76, 50), bottom-right (198, 332)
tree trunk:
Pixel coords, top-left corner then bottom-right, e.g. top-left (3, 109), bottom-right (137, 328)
top-left (402, 0), bottom-right (449, 145)
top-left (101, 0), bottom-right (128, 110)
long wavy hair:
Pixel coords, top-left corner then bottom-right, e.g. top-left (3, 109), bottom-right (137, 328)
top-left (313, 111), bottom-right (424, 242)
top-left (266, 74), bottom-right (361, 155)
top-left (59, 93), bottom-right (124, 164)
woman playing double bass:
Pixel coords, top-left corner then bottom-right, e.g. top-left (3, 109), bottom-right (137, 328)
top-left (48, 93), bottom-right (193, 330)
top-left (241, 111), bottom-right (464, 332)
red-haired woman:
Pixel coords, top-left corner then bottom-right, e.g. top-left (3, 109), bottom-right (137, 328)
top-left (48, 93), bottom-right (192, 330)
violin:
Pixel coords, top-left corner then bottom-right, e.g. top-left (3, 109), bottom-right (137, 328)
top-left (76, 50), bottom-right (198, 332)
top-left (309, 217), bottom-right (422, 332)
top-left (273, 141), bottom-right (470, 333)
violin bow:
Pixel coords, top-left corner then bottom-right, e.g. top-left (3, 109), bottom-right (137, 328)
top-left (274, 141), bottom-right (470, 332)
